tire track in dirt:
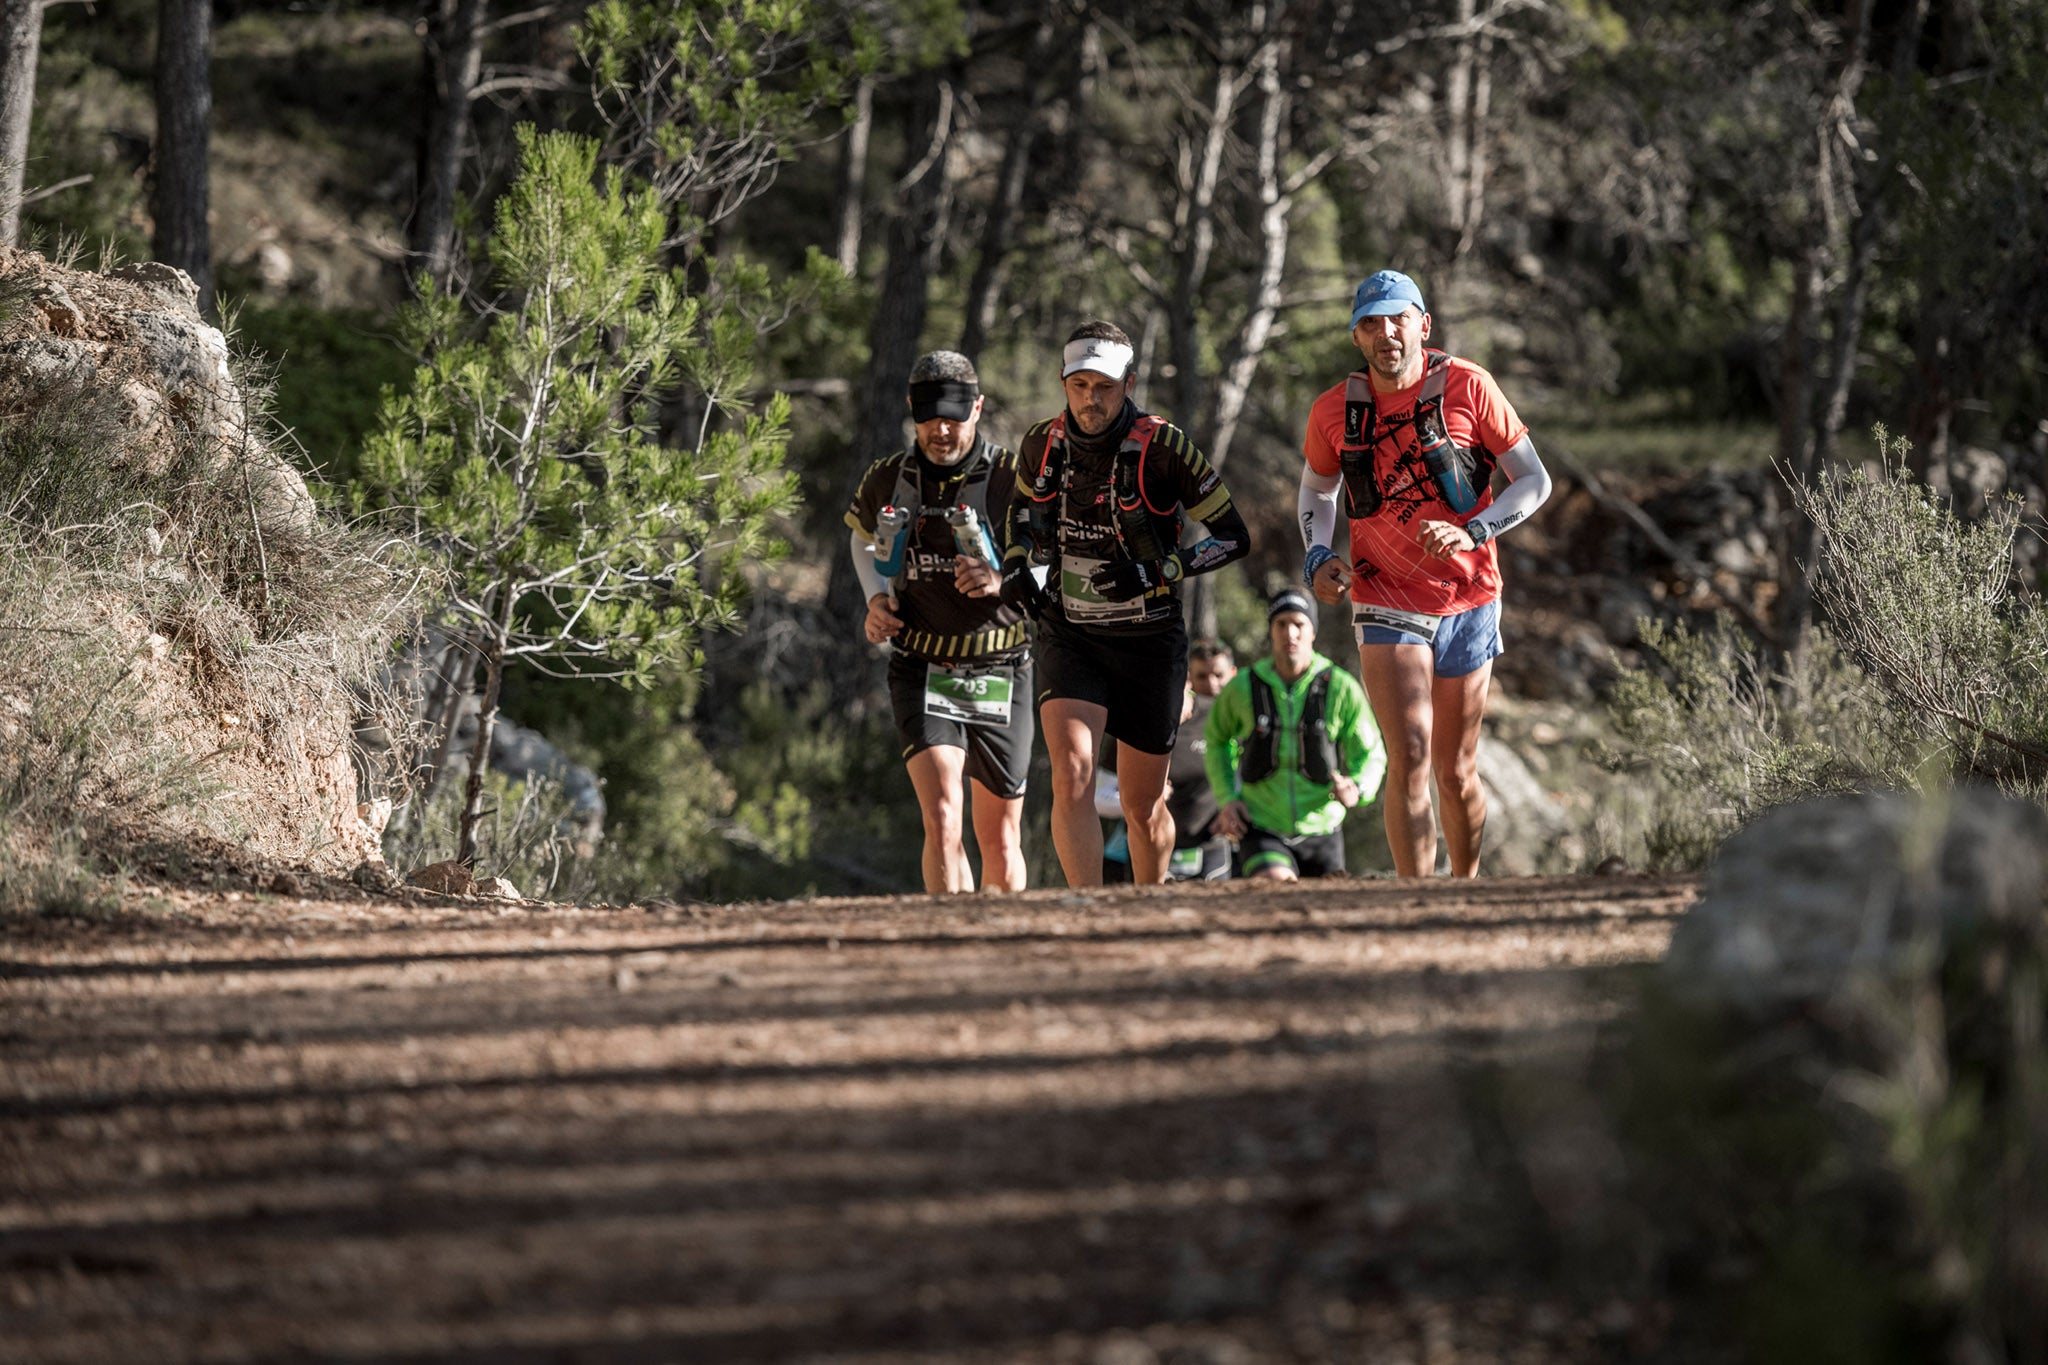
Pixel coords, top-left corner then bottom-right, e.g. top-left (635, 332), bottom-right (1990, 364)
top-left (2, 874), bottom-right (1693, 1363)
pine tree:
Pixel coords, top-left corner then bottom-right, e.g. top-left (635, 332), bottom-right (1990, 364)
top-left (362, 126), bottom-right (804, 868)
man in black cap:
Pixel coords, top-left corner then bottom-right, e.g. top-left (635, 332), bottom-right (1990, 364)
top-left (1205, 591), bottom-right (1386, 880)
top-left (847, 350), bottom-right (1031, 893)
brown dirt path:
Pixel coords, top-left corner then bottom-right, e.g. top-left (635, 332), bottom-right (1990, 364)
top-left (2, 874), bottom-right (1695, 1364)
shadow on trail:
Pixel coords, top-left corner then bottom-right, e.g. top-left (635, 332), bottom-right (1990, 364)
top-left (4, 1034), bottom-right (1625, 1361)
top-left (1, 880), bottom-right (1683, 1362)
top-left (5, 957), bottom-right (1653, 1062)
top-left (0, 887), bottom-right (1686, 983)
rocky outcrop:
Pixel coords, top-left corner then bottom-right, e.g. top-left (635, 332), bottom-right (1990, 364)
top-left (1664, 788), bottom-right (2048, 1018)
top-left (0, 247), bottom-right (389, 877)
top-left (0, 247), bottom-right (314, 528)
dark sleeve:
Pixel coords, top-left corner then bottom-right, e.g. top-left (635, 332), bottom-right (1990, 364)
top-left (1008, 424), bottom-right (1055, 560)
top-left (843, 456), bottom-right (894, 540)
top-left (1152, 423), bottom-right (1250, 577)
top-left (985, 444), bottom-right (1020, 557)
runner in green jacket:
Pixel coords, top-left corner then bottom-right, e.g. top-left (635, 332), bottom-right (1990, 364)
top-left (1205, 591), bottom-right (1387, 879)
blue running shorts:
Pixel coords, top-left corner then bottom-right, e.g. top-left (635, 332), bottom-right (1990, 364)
top-left (1353, 599), bottom-right (1502, 678)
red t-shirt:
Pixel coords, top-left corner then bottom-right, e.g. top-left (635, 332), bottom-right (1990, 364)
top-left (1301, 351), bottom-right (1528, 615)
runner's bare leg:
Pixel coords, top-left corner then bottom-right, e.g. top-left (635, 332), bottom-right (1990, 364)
top-left (1041, 697), bottom-right (1109, 887)
top-left (968, 777), bottom-right (1027, 893)
top-left (906, 745), bottom-right (974, 893)
top-left (1358, 642), bottom-right (1437, 877)
top-left (1115, 742), bottom-right (1175, 884)
top-left (1431, 662), bottom-right (1492, 878)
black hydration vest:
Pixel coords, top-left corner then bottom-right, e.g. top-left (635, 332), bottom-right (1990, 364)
top-left (1337, 351), bottom-right (1495, 519)
top-left (1240, 668), bottom-right (1339, 786)
top-left (1021, 411), bottom-right (1183, 570)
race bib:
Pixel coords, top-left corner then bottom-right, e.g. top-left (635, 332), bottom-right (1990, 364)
top-left (1058, 554), bottom-right (1148, 624)
top-left (925, 663), bottom-right (1015, 727)
top-left (1353, 603), bottom-right (1443, 644)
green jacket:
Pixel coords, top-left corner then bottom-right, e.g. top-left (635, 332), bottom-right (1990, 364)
top-left (1204, 653), bottom-right (1386, 838)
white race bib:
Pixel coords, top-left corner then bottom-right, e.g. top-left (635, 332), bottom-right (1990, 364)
top-left (1058, 554), bottom-right (1148, 624)
top-left (1353, 603), bottom-right (1442, 644)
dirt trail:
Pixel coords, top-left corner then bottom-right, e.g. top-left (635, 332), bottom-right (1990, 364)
top-left (2, 874), bottom-right (1695, 1363)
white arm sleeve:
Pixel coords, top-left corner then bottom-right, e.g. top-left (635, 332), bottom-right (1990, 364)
top-left (1467, 435), bottom-right (1552, 544)
top-left (1298, 465), bottom-right (1342, 550)
top-left (849, 527), bottom-right (889, 601)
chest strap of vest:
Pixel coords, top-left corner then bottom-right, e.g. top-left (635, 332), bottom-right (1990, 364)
top-left (889, 444), bottom-right (996, 533)
top-left (1241, 669), bottom-right (1338, 787)
top-left (1338, 352), bottom-right (1489, 517)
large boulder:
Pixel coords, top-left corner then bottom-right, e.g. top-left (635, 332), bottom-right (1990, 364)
top-left (1664, 788), bottom-right (2048, 1017)
top-left (1477, 735), bottom-right (1576, 874)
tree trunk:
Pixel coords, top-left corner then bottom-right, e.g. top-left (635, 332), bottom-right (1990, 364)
top-left (1811, 0), bottom-right (1924, 476)
top-left (833, 77), bottom-right (872, 276)
top-left (456, 587), bottom-right (515, 869)
top-left (824, 76), bottom-right (958, 633)
top-left (1775, 0), bottom-right (1878, 650)
top-left (0, 0), bottom-right (42, 249)
top-left (1207, 18), bottom-right (1289, 477)
top-left (1167, 53), bottom-right (1238, 429)
top-left (1443, 0), bottom-right (1493, 265)
top-left (152, 0), bottom-right (212, 313)
top-left (1187, 9), bottom-right (1288, 644)
top-left (1773, 236), bottom-right (1822, 643)
top-left (959, 17), bottom-right (1059, 361)
top-left (410, 0), bottom-right (488, 293)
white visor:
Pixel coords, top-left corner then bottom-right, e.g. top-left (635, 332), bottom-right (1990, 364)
top-left (1061, 337), bottom-right (1134, 380)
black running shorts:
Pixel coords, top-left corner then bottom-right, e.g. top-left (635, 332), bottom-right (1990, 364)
top-left (1237, 826), bottom-right (1346, 879)
top-left (1033, 614), bottom-right (1189, 755)
top-left (886, 650), bottom-right (1034, 799)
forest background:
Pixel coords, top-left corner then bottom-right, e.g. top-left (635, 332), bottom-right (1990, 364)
top-left (5, 0), bottom-right (2045, 902)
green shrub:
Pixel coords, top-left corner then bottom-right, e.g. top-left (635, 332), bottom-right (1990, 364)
top-left (1607, 619), bottom-right (1924, 868)
top-left (1606, 435), bottom-right (2046, 869)
top-left (1795, 431), bottom-right (2048, 790)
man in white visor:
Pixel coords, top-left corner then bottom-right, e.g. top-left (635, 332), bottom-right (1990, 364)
top-left (1001, 320), bottom-right (1251, 886)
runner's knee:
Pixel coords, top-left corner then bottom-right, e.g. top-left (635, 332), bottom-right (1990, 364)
top-left (1435, 746), bottom-right (1481, 794)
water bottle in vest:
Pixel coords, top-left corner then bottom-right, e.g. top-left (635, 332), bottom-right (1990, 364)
top-left (1417, 425), bottom-right (1480, 514)
top-left (946, 504), bottom-right (998, 567)
top-left (873, 505), bottom-right (912, 581)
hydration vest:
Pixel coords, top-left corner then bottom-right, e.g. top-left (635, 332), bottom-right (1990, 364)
top-left (1337, 351), bottom-right (1495, 520)
top-left (1020, 412), bottom-right (1183, 570)
top-left (888, 442), bottom-right (997, 568)
top-left (1240, 668), bottom-right (1339, 786)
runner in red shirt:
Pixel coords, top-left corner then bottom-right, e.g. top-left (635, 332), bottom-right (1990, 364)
top-left (1297, 270), bottom-right (1553, 877)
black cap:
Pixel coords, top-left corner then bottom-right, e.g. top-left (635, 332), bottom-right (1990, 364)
top-left (1267, 590), bottom-right (1314, 624)
top-left (908, 380), bottom-right (979, 423)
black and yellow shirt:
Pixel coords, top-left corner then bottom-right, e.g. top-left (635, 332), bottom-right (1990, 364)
top-left (844, 438), bottom-right (1029, 663)
top-left (1017, 412), bottom-right (1236, 635)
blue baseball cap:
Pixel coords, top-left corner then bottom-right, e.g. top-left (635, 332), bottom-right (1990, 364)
top-left (1349, 270), bottom-right (1427, 327)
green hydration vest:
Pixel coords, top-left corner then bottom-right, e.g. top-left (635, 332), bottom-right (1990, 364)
top-left (1241, 668), bottom-right (1338, 786)
top-left (1212, 655), bottom-right (1371, 840)
top-left (1337, 350), bottom-right (1496, 519)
